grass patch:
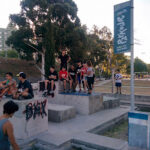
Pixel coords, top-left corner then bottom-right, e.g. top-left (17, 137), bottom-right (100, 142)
top-left (101, 120), bottom-right (128, 141)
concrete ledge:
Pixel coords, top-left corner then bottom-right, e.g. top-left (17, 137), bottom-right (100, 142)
top-left (72, 132), bottom-right (128, 150)
top-left (48, 104), bottom-right (76, 122)
top-left (102, 93), bottom-right (150, 102)
top-left (0, 98), bottom-right (48, 140)
top-left (49, 93), bottom-right (103, 115)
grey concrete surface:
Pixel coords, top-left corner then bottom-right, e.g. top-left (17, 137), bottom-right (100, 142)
top-left (48, 104), bottom-right (76, 122)
top-left (37, 106), bottom-right (130, 147)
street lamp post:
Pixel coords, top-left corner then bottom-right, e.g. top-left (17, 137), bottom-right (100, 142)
top-left (130, 0), bottom-right (135, 111)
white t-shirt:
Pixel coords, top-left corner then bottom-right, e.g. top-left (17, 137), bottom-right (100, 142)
top-left (87, 67), bottom-right (94, 77)
top-left (115, 73), bottom-right (122, 83)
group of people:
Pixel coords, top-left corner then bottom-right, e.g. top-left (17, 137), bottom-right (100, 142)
top-left (44, 49), bottom-right (95, 95)
top-left (0, 72), bottom-right (34, 100)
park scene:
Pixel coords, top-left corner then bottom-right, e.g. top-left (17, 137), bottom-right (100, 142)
top-left (0, 0), bottom-right (150, 150)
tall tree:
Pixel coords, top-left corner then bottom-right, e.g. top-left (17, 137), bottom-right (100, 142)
top-left (6, 0), bottom-right (81, 78)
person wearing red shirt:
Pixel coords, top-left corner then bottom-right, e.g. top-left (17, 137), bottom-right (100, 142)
top-left (81, 63), bottom-right (88, 93)
top-left (59, 66), bottom-right (68, 92)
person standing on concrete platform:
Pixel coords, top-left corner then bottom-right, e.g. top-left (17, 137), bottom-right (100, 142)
top-left (0, 101), bottom-right (19, 150)
top-left (87, 61), bottom-right (94, 94)
top-left (58, 49), bottom-right (71, 70)
top-left (76, 61), bottom-right (82, 92)
top-left (115, 69), bottom-right (123, 94)
top-left (68, 64), bottom-right (77, 92)
top-left (81, 63), bottom-right (88, 93)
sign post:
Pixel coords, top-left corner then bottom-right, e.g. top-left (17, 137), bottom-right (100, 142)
top-left (114, 0), bottom-right (134, 111)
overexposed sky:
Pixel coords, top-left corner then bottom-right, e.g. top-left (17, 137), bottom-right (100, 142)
top-left (0, 0), bottom-right (150, 63)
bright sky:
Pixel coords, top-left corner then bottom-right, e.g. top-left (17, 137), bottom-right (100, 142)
top-left (0, 0), bottom-right (150, 64)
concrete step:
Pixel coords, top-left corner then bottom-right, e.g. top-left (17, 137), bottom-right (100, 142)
top-left (121, 100), bottom-right (150, 108)
top-left (48, 104), bottom-right (76, 122)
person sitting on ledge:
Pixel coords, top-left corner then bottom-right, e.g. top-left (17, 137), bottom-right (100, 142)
top-left (13, 72), bottom-right (34, 100)
top-left (44, 66), bottom-right (58, 95)
top-left (59, 66), bottom-right (68, 93)
top-left (0, 101), bottom-right (20, 150)
top-left (0, 72), bottom-right (17, 99)
top-left (68, 64), bottom-right (77, 93)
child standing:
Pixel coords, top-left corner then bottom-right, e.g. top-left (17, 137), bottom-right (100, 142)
top-left (87, 61), bottom-right (94, 94)
top-left (115, 69), bottom-right (123, 94)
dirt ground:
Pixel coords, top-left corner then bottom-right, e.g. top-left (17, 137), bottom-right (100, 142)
top-left (95, 79), bottom-right (150, 96)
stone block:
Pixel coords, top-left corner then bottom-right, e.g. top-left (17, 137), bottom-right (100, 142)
top-left (49, 93), bottom-right (104, 115)
top-left (48, 104), bottom-right (76, 122)
top-left (0, 98), bottom-right (48, 140)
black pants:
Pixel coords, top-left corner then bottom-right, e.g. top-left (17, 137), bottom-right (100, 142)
top-left (87, 77), bottom-right (93, 90)
top-left (60, 63), bottom-right (67, 70)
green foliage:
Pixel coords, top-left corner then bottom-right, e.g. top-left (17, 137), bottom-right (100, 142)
top-left (6, 0), bottom-right (86, 76)
top-left (0, 50), bottom-right (18, 58)
top-left (134, 57), bottom-right (147, 72)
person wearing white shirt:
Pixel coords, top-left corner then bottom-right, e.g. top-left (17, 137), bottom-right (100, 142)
top-left (115, 69), bottom-right (123, 94)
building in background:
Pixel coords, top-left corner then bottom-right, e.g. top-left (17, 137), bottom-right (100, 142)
top-left (0, 23), bottom-right (16, 57)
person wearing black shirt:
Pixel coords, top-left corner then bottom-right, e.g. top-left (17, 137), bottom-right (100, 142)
top-left (44, 66), bottom-right (58, 94)
top-left (13, 72), bottom-right (34, 100)
top-left (58, 49), bottom-right (71, 70)
top-left (76, 61), bottom-right (82, 92)
top-left (68, 65), bottom-right (77, 92)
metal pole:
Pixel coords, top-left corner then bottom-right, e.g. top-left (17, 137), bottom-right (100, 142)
top-left (130, 0), bottom-right (134, 111)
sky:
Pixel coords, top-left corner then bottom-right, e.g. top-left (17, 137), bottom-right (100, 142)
top-left (0, 0), bottom-right (150, 64)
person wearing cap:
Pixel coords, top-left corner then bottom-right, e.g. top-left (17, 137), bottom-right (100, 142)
top-left (0, 72), bottom-right (17, 99)
top-left (58, 49), bottom-right (71, 70)
top-left (13, 72), bottom-right (34, 100)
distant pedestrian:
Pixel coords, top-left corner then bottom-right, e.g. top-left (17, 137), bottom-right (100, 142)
top-left (87, 61), bottom-right (94, 94)
top-left (58, 49), bottom-right (71, 70)
top-left (0, 101), bottom-right (19, 150)
top-left (115, 69), bottom-right (123, 94)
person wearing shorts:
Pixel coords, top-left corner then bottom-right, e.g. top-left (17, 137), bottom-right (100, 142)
top-left (87, 61), bottom-right (94, 94)
top-left (44, 66), bottom-right (58, 94)
top-left (115, 69), bottom-right (123, 94)
top-left (68, 65), bottom-right (77, 92)
top-left (81, 63), bottom-right (88, 93)
top-left (59, 66), bottom-right (68, 92)
top-left (76, 61), bottom-right (82, 92)
top-left (13, 72), bottom-right (34, 100)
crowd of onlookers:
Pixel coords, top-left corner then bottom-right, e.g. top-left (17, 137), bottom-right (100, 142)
top-left (0, 49), bottom-right (95, 100)
top-left (43, 49), bottom-right (95, 95)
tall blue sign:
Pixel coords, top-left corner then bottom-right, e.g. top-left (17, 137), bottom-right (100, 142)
top-left (114, 1), bottom-right (132, 54)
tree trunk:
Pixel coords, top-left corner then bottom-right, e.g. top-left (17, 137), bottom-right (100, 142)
top-left (41, 50), bottom-right (45, 81)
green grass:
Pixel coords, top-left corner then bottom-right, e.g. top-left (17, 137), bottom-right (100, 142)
top-left (101, 120), bottom-right (128, 141)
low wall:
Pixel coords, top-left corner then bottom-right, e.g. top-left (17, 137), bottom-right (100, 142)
top-left (128, 111), bottom-right (150, 149)
top-left (103, 93), bottom-right (150, 102)
top-left (0, 98), bottom-right (48, 140)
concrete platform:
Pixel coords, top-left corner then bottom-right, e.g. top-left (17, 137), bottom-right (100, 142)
top-left (49, 92), bottom-right (104, 115)
top-left (48, 104), bottom-right (76, 122)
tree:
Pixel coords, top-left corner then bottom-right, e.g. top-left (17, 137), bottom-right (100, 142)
top-left (134, 57), bottom-right (147, 72)
top-left (6, 0), bottom-right (81, 79)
